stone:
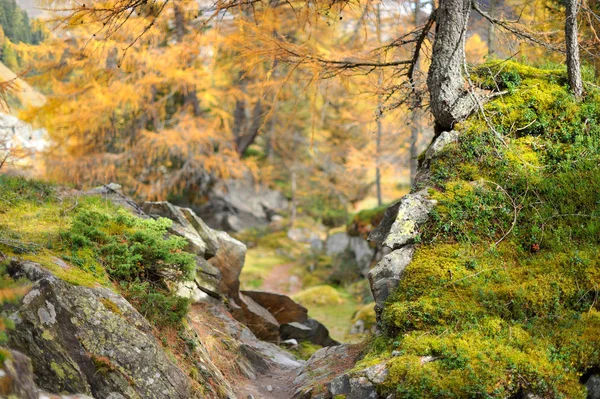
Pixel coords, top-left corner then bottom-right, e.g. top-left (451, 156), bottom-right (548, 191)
top-left (349, 236), bottom-right (374, 276)
top-left (175, 281), bottom-right (218, 304)
top-left (326, 232), bottom-right (350, 256)
top-left (382, 193), bottom-right (436, 250)
top-left (7, 260), bottom-right (191, 399)
top-left (241, 290), bottom-right (308, 325)
top-left (197, 177), bottom-right (288, 232)
top-left (209, 230), bottom-right (247, 301)
top-left (0, 349), bottom-right (37, 399)
top-left (347, 376), bottom-right (378, 399)
top-left (142, 201), bottom-right (208, 257)
top-left (423, 130), bottom-right (459, 163)
top-left (587, 374), bottom-right (600, 399)
top-left (280, 319), bottom-right (339, 347)
top-left (282, 339), bottom-right (299, 350)
top-left (232, 293), bottom-right (280, 342)
top-left (310, 238), bottom-right (324, 253)
top-left (328, 374), bottom-right (351, 396)
top-left (179, 207), bottom-right (220, 259)
top-left (368, 246), bottom-right (415, 309)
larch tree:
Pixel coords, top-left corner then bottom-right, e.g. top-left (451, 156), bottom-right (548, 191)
top-left (565, 0), bottom-right (583, 98)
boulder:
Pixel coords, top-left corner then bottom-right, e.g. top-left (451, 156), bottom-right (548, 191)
top-left (209, 230), bottom-right (247, 301)
top-left (369, 246), bottom-right (415, 310)
top-left (326, 232), bottom-right (374, 277)
top-left (179, 207), bottom-right (220, 259)
top-left (193, 257), bottom-right (222, 297)
top-left (241, 290), bottom-right (308, 325)
top-left (326, 232), bottom-right (351, 256)
top-left (7, 260), bottom-right (191, 399)
top-left (197, 178), bottom-right (288, 232)
top-left (349, 236), bottom-right (375, 276)
top-left (142, 201), bottom-right (208, 258)
top-left (231, 293), bottom-right (280, 342)
top-left (85, 184), bottom-right (147, 218)
top-left (381, 193), bottom-right (436, 250)
top-left (280, 319), bottom-right (338, 347)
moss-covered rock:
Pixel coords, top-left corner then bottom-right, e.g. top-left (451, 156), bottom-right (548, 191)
top-left (7, 259), bottom-right (192, 399)
top-left (358, 62), bottom-right (600, 399)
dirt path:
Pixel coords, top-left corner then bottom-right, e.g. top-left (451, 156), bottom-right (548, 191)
top-left (236, 364), bottom-right (300, 399)
top-left (261, 262), bottom-right (302, 296)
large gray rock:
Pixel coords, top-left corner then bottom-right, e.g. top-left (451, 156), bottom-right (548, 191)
top-left (6, 260), bottom-right (191, 399)
top-left (326, 232), bottom-right (374, 277)
top-left (197, 178), bottom-right (288, 232)
top-left (143, 201), bottom-right (209, 258)
top-left (280, 319), bottom-right (338, 347)
top-left (381, 193), bottom-right (436, 250)
top-left (369, 246), bottom-right (415, 310)
top-left (349, 236), bottom-right (375, 276)
top-left (209, 230), bottom-right (247, 301)
top-left (326, 232), bottom-right (351, 256)
top-left (179, 207), bottom-right (220, 259)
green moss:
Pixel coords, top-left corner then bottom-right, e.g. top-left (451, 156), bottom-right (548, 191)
top-left (99, 298), bottom-right (123, 315)
top-left (366, 62), bottom-right (600, 398)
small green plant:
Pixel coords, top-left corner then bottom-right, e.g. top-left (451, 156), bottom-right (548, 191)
top-left (60, 207), bottom-right (195, 327)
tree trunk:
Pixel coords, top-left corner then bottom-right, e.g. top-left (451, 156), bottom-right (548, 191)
top-left (410, 0), bottom-right (422, 185)
top-left (487, 0), bottom-right (496, 56)
top-left (375, 2), bottom-right (383, 206)
top-left (566, 0), bottom-right (583, 99)
top-left (427, 0), bottom-right (477, 132)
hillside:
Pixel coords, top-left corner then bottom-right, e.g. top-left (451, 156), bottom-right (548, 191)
top-left (290, 62), bottom-right (600, 398)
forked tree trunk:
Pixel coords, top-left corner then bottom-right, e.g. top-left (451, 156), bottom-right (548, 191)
top-left (566, 0), bottom-right (583, 99)
top-left (427, 0), bottom-right (477, 132)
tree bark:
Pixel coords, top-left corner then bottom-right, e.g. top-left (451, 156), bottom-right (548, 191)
top-left (410, 0), bottom-right (422, 185)
top-left (375, 2), bottom-right (383, 206)
top-left (427, 0), bottom-right (477, 132)
top-left (566, 0), bottom-right (583, 99)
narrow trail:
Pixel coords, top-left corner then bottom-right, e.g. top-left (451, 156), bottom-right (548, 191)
top-left (236, 365), bottom-right (300, 399)
top-left (261, 262), bottom-right (302, 296)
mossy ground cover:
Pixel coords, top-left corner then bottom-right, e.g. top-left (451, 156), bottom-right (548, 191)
top-left (363, 61), bottom-right (600, 398)
top-left (0, 176), bottom-right (194, 327)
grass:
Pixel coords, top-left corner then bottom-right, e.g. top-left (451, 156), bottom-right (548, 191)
top-left (293, 286), bottom-right (362, 343)
top-left (239, 247), bottom-right (290, 289)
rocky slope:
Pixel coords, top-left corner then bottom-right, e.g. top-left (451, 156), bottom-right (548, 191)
top-left (293, 62), bottom-right (600, 398)
top-left (0, 180), bottom-right (335, 398)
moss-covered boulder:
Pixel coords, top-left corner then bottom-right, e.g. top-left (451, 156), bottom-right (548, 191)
top-left (7, 259), bottom-right (191, 399)
top-left (355, 61), bottom-right (600, 399)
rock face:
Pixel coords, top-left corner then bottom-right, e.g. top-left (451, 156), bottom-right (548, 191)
top-left (7, 260), bottom-right (191, 399)
top-left (280, 319), bottom-right (338, 347)
top-left (143, 201), bottom-right (209, 258)
top-left (197, 178), bottom-right (289, 232)
top-left (209, 230), bottom-right (247, 301)
top-left (366, 187), bottom-right (436, 323)
top-left (368, 246), bottom-right (415, 311)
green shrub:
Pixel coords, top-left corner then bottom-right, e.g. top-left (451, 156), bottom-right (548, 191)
top-left (60, 207), bottom-right (195, 326)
